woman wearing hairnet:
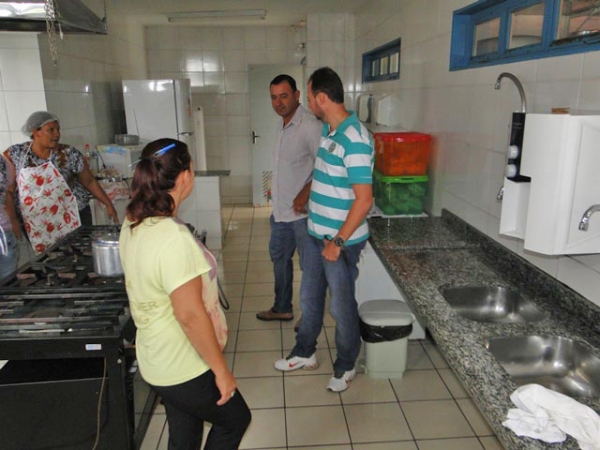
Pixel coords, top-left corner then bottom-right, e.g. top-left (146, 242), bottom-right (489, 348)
top-left (3, 111), bottom-right (118, 253)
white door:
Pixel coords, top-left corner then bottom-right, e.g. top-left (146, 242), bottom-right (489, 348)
top-left (249, 64), bottom-right (304, 207)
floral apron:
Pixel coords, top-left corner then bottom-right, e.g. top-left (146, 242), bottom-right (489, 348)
top-left (17, 147), bottom-right (81, 254)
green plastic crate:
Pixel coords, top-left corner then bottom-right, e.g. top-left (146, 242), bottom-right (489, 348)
top-left (373, 169), bottom-right (428, 215)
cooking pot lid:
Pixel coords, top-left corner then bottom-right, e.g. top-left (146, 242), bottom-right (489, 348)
top-left (94, 233), bottom-right (120, 245)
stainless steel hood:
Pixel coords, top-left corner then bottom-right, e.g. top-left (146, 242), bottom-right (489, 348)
top-left (0, 0), bottom-right (106, 34)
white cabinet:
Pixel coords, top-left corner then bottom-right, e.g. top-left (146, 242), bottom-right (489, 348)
top-left (178, 176), bottom-right (223, 249)
top-left (356, 242), bottom-right (426, 339)
top-left (515, 114), bottom-right (600, 254)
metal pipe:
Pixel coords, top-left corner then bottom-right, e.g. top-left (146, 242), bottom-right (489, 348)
top-left (495, 72), bottom-right (527, 113)
top-left (579, 204), bottom-right (600, 231)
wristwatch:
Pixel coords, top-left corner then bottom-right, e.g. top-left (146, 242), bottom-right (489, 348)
top-left (332, 236), bottom-right (345, 248)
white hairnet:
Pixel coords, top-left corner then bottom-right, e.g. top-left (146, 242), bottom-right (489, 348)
top-left (21, 111), bottom-right (60, 137)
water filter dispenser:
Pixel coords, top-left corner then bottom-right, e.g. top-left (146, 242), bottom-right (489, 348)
top-left (505, 112), bottom-right (530, 183)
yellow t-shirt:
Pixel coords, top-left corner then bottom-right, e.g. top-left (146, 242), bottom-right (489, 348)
top-left (119, 216), bottom-right (227, 386)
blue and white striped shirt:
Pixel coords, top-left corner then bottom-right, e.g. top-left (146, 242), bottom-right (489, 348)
top-left (307, 112), bottom-right (373, 245)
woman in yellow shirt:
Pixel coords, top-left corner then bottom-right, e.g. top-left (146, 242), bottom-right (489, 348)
top-left (119, 138), bottom-right (250, 449)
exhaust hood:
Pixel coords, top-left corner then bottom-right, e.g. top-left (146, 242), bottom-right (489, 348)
top-left (0, 0), bottom-right (106, 34)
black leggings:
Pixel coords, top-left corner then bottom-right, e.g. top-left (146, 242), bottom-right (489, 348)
top-left (151, 370), bottom-right (251, 450)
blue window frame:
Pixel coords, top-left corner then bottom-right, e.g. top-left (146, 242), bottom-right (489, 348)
top-left (450, 0), bottom-right (600, 70)
top-left (362, 38), bottom-right (401, 82)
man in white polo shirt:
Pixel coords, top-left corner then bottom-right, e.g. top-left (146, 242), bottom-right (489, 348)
top-left (256, 74), bottom-right (322, 325)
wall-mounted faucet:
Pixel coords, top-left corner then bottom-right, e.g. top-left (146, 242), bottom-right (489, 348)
top-left (579, 205), bottom-right (600, 231)
top-left (495, 72), bottom-right (527, 113)
top-left (497, 186), bottom-right (504, 201)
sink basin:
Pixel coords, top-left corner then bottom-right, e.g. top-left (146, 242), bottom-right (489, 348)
top-left (486, 335), bottom-right (600, 398)
top-left (440, 285), bottom-right (546, 323)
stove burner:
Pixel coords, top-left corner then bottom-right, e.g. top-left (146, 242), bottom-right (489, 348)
top-left (0, 290), bottom-right (130, 336)
top-left (24, 307), bottom-right (65, 319)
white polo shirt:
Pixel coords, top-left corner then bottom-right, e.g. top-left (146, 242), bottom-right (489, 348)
top-left (271, 104), bottom-right (322, 223)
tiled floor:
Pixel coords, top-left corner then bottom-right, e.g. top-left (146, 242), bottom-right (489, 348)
top-left (140, 204), bottom-right (503, 450)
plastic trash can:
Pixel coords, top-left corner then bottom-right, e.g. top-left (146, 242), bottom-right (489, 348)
top-left (359, 299), bottom-right (415, 379)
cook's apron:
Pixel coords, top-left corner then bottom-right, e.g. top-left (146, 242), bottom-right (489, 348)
top-left (17, 152), bottom-right (80, 254)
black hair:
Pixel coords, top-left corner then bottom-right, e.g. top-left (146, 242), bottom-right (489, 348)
top-left (308, 67), bottom-right (344, 104)
top-left (270, 74), bottom-right (298, 92)
top-left (126, 138), bottom-right (191, 228)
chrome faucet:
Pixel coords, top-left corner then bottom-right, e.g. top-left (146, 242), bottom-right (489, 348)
top-left (579, 205), bottom-right (600, 231)
top-left (497, 186), bottom-right (504, 201)
top-left (495, 72), bottom-right (527, 113)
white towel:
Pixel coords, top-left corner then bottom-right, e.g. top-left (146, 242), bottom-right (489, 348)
top-left (503, 384), bottom-right (600, 450)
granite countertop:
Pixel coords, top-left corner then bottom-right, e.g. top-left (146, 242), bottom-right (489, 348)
top-left (368, 211), bottom-right (600, 450)
top-left (194, 170), bottom-right (230, 177)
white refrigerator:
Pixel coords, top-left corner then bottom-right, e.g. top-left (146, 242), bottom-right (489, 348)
top-left (122, 79), bottom-right (199, 163)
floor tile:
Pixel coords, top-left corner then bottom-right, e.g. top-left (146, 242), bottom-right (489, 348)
top-left (236, 376), bottom-right (284, 409)
top-left (139, 413), bottom-right (166, 450)
top-left (218, 271), bottom-right (246, 285)
top-left (391, 370), bottom-right (452, 401)
top-left (236, 329), bottom-right (282, 352)
top-left (217, 260), bottom-right (247, 273)
top-left (437, 368), bottom-right (469, 399)
top-left (289, 446), bottom-right (351, 450)
top-left (456, 398), bottom-right (495, 436)
top-left (286, 405), bottom-right (350, 446)
top-left (240, 296), bottom-right (274, 312)
top-left (421, 341), bottom-right (449, 369)
top-left (353, 443), bottom-right (417, 450)
top-left (238, 311), bottom-right (283, 330)
top-left (221, 283), bottom-right (244, 298)
top-left (239, 408), bottom-right (287, 448)
top-left (340, 375), bottom-right (397, 404)
top-left (416, 437), bottom-right (484, 450)
top-left (402, 400), bottom-right (475, 439)
top-left (480, 436), bottom-right (504, 449)
top-left (406, 342), bottom-right (435, 370)
top-left (244, 282), bottom-right (275, 297)
top-left (222, 296), bottom-right (242, 312)
top-left (233, 350), bottom-right (284, 378)
top-left (284, 374), bottom-right (341, 407)
top-left (345, 403), bottom-right (412, 443)
top-left (247, 251), bottom-right (271, 261)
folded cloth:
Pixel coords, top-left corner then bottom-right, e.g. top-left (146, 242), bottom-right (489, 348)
top-left (503, 383), bottom-right (600, 450)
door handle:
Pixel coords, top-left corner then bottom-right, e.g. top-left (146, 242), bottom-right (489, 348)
top-left (252, 131), bottom-right (261, 144)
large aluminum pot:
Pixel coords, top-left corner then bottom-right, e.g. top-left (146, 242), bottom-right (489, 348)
top-left (92, 233), bottom-right (123, 277)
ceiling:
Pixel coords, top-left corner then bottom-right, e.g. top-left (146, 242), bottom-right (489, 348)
top-left (107, 0), bottom-right (369, 27)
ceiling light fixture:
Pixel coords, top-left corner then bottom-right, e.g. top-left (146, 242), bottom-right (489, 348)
top-left (166, 9), bottom-right (267, 23)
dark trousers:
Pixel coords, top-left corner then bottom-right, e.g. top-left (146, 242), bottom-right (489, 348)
top-left (79, 205), bottom-right (93, 226)
top-left (151, 370), bottom-right (251, 450)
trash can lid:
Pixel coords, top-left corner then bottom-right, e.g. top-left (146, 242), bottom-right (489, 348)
top-left (359, 299), bottom-right (415, 326)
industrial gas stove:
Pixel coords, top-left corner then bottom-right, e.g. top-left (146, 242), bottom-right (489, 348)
top-left (0, 226), bottom-right (155, 450)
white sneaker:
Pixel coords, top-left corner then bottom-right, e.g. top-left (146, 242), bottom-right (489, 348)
top-left (326, 369), bottom-right (356, 392)
top-left (274, 353), bottom-right (318, 372)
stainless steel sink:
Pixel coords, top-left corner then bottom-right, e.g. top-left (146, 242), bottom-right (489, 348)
top-left (440, 285), bottom-right (546, 323)
top-left (486, 335), bottom-right (600, 398)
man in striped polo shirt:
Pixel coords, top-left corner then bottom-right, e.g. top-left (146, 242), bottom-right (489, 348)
top-left (274, 67), bottom-right (374, 392)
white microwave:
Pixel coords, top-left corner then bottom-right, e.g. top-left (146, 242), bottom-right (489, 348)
top-left (96, 144), bottom-right (144, 179)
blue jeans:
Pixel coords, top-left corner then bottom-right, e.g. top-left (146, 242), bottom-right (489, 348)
top-left (292, 235), bottom-right (366, 373)
top-left (269, 215), bottom-right (308, 314)
top-left (0, 231), bottom-right (19, 280)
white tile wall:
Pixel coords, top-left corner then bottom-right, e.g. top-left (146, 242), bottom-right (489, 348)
top-left (146, 24), bottom-right (308, 205)
top-left (354, 0), bottom-right (600, 307)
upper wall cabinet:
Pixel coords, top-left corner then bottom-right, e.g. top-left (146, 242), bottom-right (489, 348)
top-left (510, 114), bottom-right (600, 254)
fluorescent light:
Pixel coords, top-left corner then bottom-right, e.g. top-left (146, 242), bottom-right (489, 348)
top-left (166, 9), bottom-right (266, 23)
